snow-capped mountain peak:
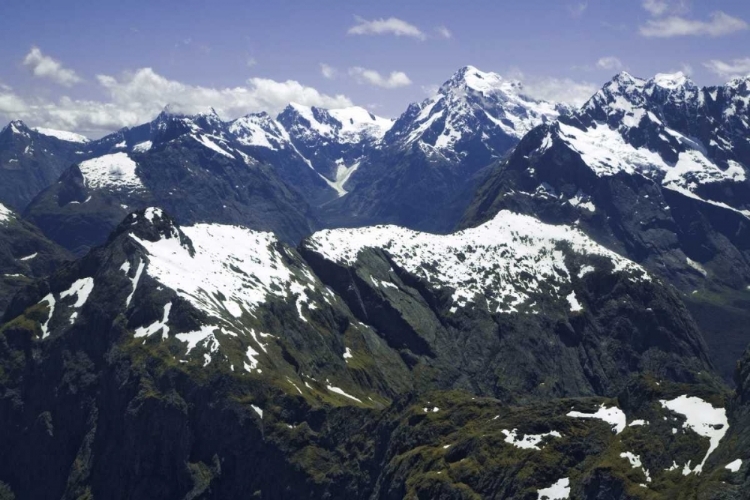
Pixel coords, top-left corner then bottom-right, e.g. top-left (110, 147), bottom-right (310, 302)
top-left (651, 71), bottom-right (693, 90)
top-left (386, 65), bottom-right (563, 159)
top-left (33, 127), bottom-right (90, 143)
top-left (228, 112), bottom-right (290, 151)
top-left (440, 65), bottom-right (524, 96)
top-left (278, 103), bottom-right (392, 144)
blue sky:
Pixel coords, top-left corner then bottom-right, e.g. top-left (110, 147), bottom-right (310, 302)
top-left (1, 0), bottom-right (749, 136)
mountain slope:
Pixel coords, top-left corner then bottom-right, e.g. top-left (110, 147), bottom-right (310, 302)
top-left (0, 202), bottom-right (72, 315)
top-left (0, 121), bottom-right (90, 211)
top-left (0, 207), bottom-right (739, 499)
top-left (24, 110), bottom-right (324, 254)
top-left (462, 71), bottom-right (750, 382)
top-left (319, 66), bottom-right (567, 232)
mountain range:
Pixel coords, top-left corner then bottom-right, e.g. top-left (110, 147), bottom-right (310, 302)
top-left (0, 65), bottom-right (749, 499)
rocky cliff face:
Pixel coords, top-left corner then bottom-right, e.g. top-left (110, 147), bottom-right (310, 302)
top-left (0, 121), bottom-right (89, 211)
top-left (0, 202), bottom-right (72, 316)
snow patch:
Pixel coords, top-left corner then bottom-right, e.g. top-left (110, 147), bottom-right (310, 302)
top-left (307, 210), bottom-right (645, 314)
top-left (78, 153), bottom-right (144, 191)
top-left (725, 459), bottom-right (742, 473)
top-left (659, 395), bottom-right (728, 474)
top-left (537, 477), bottom-right (570, 500)
top-left (60, 277), bottom-right (94, 308)
top-left (326, 383), bottom-right (362, 403)
top-left (33, 127), bottom-right (89, 143)
top-left (502, 429), bottom-right (562, 450)
top-left (567, 404), bottom-right (626, 434)
top-left (134, 302), bottom-right (172, 340)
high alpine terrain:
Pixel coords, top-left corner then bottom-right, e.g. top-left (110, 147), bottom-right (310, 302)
top-left (0, 66), bottom-right (749, 499)
top-left (463, 71), bottom-right (750, 383)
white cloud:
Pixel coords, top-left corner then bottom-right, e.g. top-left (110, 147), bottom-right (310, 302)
top-left (642, 0), bottom-right (669, 16)
top-left (348, 67), bottom-right (412, 89)
top-left (0, 87), bottom-right (28, 114)
top-left (639, 11), bottom-right (748, 37)
top-left (703, 57), bottom-right (750, 80)
top-left (0, 68), bottom-right (353, 136)
top-left (320, 63), bottom-right (337, 79)
top-left (421, 84), bottom-right (440, 96)
top-left (568, 2), bottom-right (588, 18)
top-left (508, 69), bottom-right (597, 107)
top-left (246, 57), bottom-right (257, 68)
top-left (679, 62), bottom-right (694, 76)
top-left (436, 26), bottom-right (452, 39)
top-left (347, 16), bottom-right (425, 40)
top-left (22, 47), bottom-right (83, 87)
top-left (596, 56), bottom-right (624, 71)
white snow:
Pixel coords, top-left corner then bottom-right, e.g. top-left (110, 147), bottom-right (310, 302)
top-left (653, 72), bottom-right (689, 90)
top-left (19, 253), bottom-right (37, 261)
top-left (59, 277), bottom-right (94, 308)
top-left (132, 141), bottom-right (152, 153)
top-left (343, 347), bottom-right (353, 362)
top-left (659, 395), bottom-right (728, 474)
top-left (567, 404), bottom-right (627, 434)
top-left (578, 265), bottom-right (595, 278)
top-left (568, 193), bottom-right (596, 212)
top-left (78, 153), bottom-right (144, 191)
top-left (229, 114), bottom-right (287, 150)
top-left (245, 344), bottom-right (261, 371)
top-left (725, 459), bottom-right (742, 473)
top-left (38, 293), bottom-right (55, 339)
top-left (398, 66), bottom-right (561, 152)
top-left (125, 259), bottom-right (145, 307)
top-left (287, 103), bottom-right (392, 143)
top-left (251, 404), bottom-right (263, 419)
top-left (0, 203), bottom-right (13, 224)
top-left (192, 134), bottom-right (235, 158)
top-left (175, 325), bottom-right (218, 354)
top-left (33, 127), bottom-right (89, 143)
top-left (329, 106), bottom-right (393, 142)
top-left (134, 302), bottom-right (172, 340)
top-left (537, 477), bottom-right (570, 500)
top-left (502, 429), bottom-right (562, 450)
top-left (129, 221), bottom-right (318, 330)
top-left (325, 160), bottom-right (360, 197)
top-left (326, 383), bottom-right (362, 403)
top-left (307, 210), bottom-right (645, 314)
top-left (686, 257), bottom-right (707, 277)
top-left (144, 207), bottom-right (162, 222)
top-left (628, 419), bottom-right (648, 427)
top-left (620, 452), bottom-right (651, 483)
top-left (566, 291), bottom-right (583, 312)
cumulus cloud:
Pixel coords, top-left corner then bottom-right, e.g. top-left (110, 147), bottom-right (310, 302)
top-left (0, 68), bottom-right (353, 136)
top-left (703, 58), bottom-right (750, 80)
top-left (22, 47), bottom-right (83, 87)
top-left (642, 0), bottom-right (670, 16)
top-left (596, 56), bottom-right (624, 71)
top-left (320, 63), bottom-right (337, 79)
top-left (640, 11), bottom-right (747, 37)
top-left (347, 16), bottom-right (425, 40)
top-left (508, 69), bottom-right (598, 107)
top-left (436, 26), bottom-right (452, 39)
top-left (568, 2), bottom-right (588, 18)
top-left (349, 67), bottom-right (412, 89)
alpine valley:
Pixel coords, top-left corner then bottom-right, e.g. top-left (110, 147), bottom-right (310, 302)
top-left (0, 65), bottom-right (750, 500)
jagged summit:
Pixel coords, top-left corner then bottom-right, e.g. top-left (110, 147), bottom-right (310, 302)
top-left (652, 71), bottom-right (694, 90)
top-left (440, 65), bottom-right (525, 96)
top-left (385, 65), bottom-right (563, 157)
